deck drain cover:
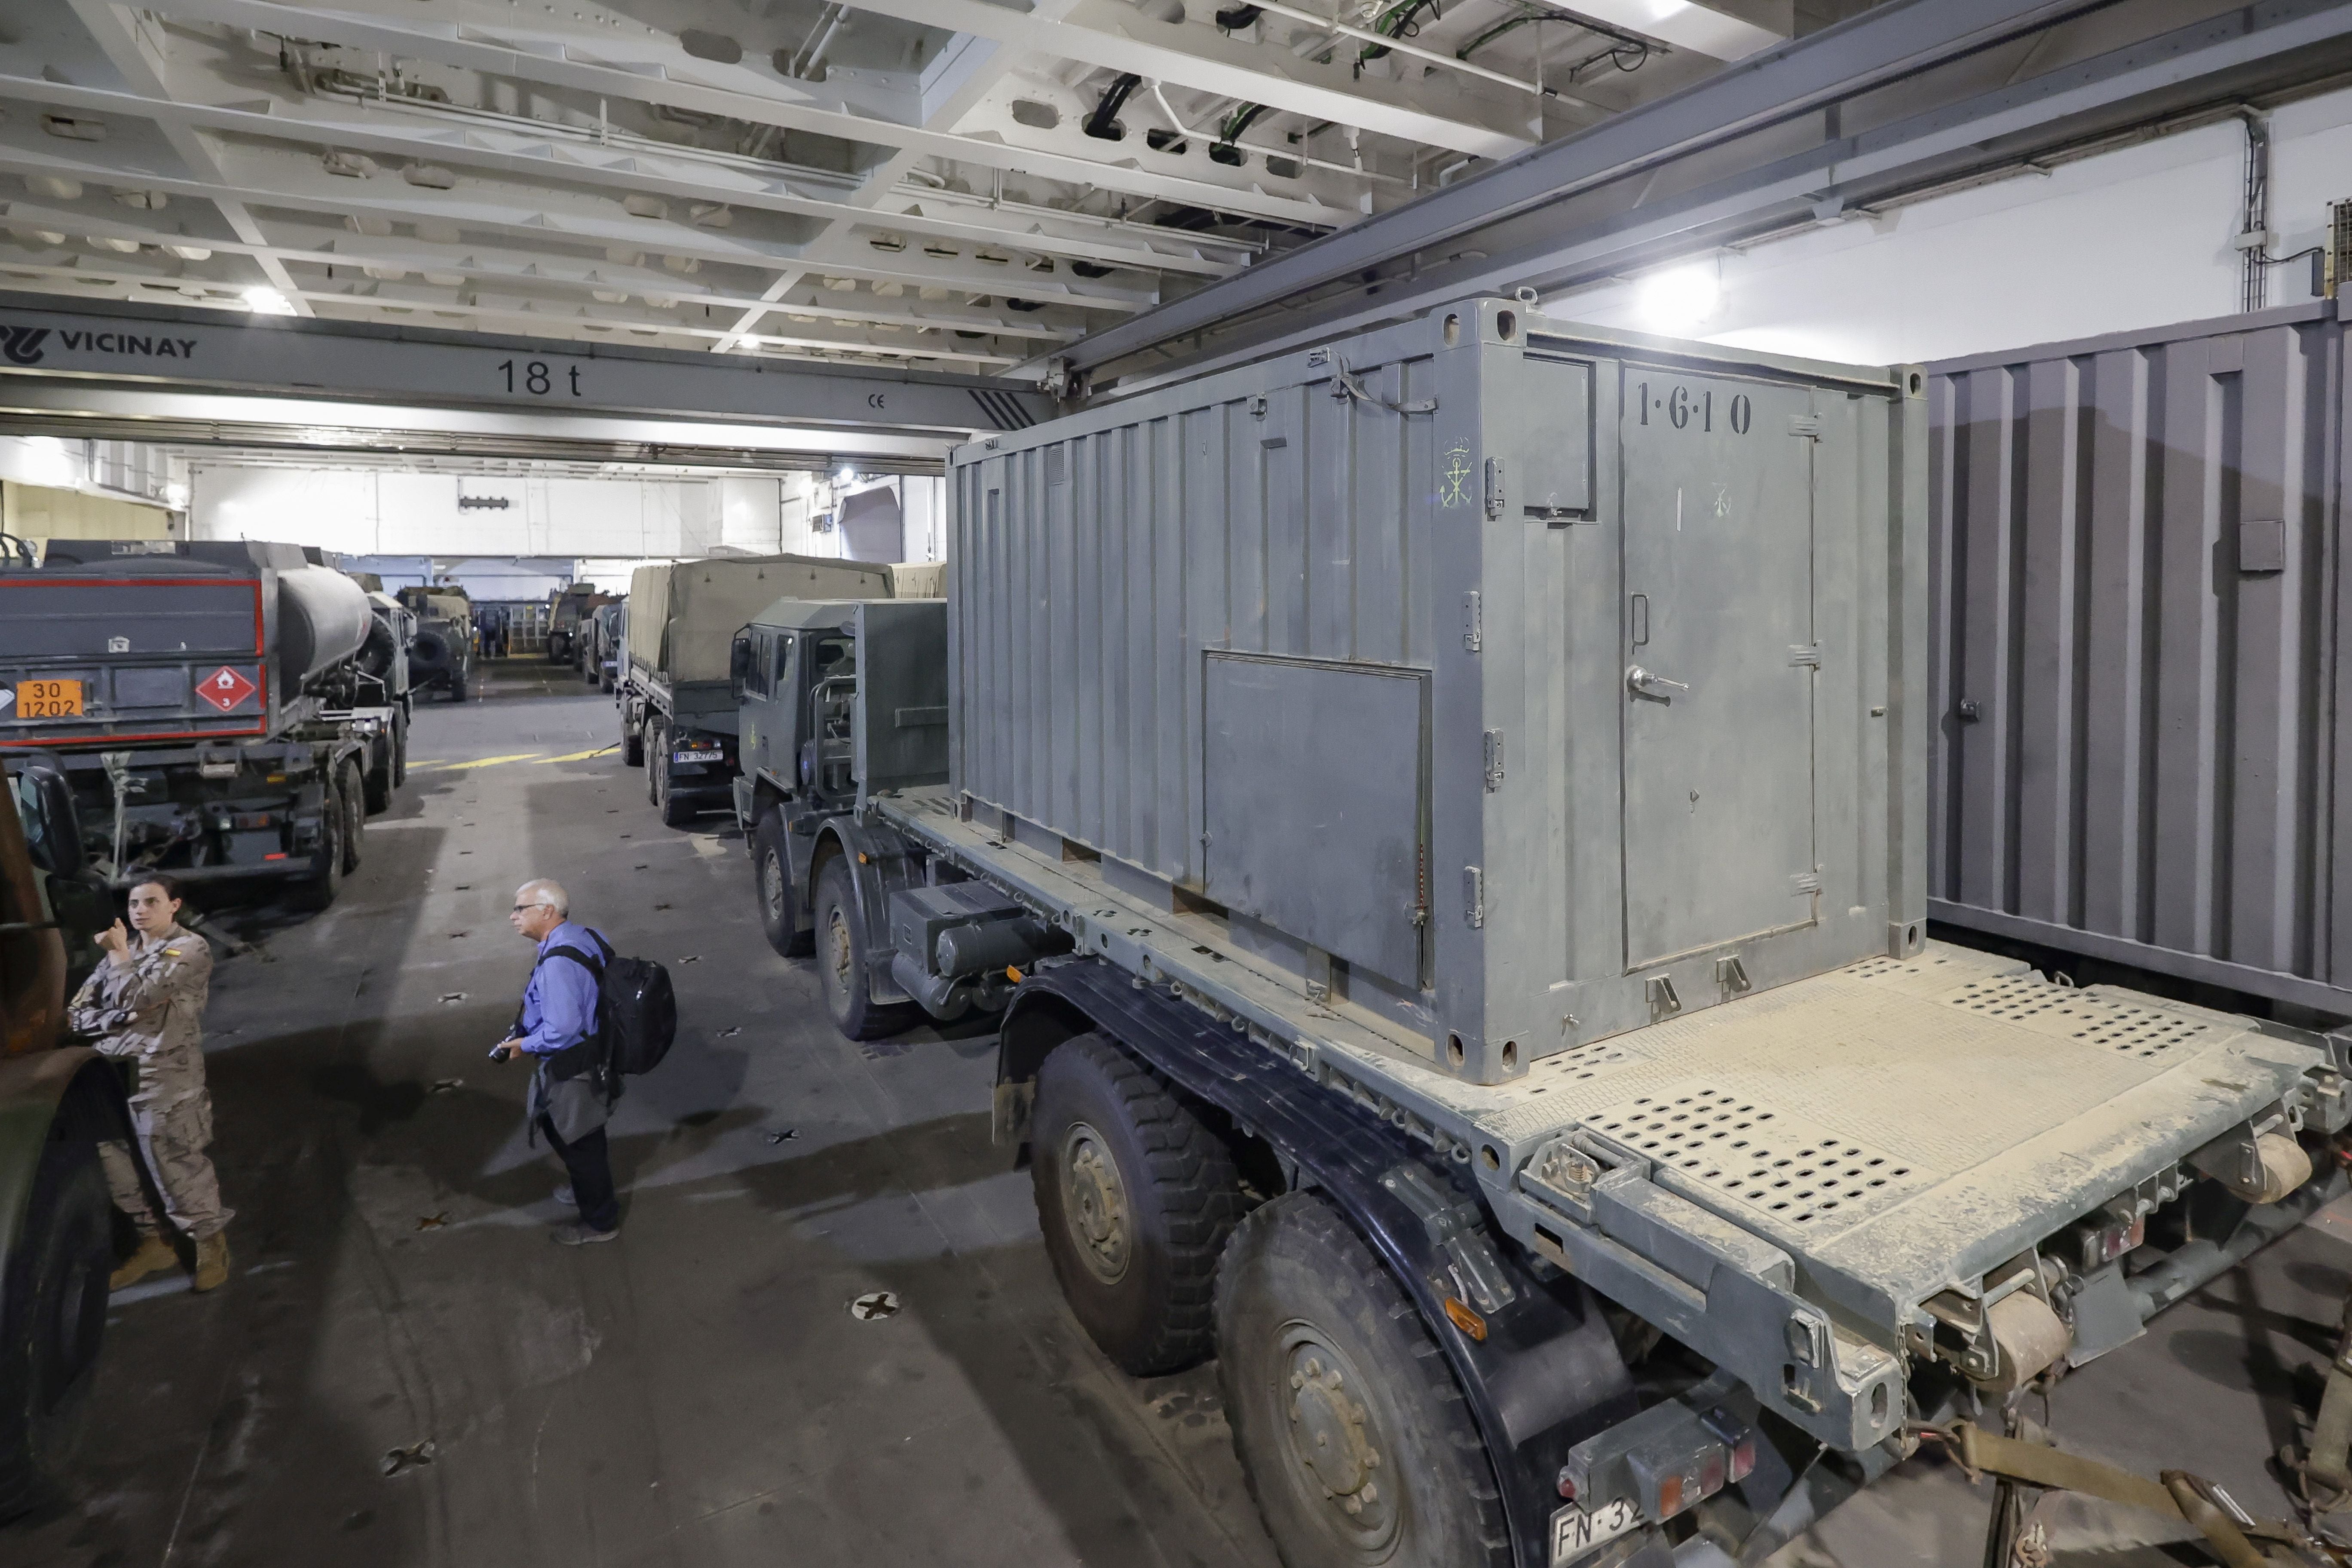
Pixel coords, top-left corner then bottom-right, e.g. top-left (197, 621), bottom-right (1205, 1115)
top-left (1589, 1086), bottom-right (1914, 1228)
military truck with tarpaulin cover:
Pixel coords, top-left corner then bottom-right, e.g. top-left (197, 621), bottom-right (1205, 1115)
top-left (0, 757), bottom-right (149, 1518)
top-left (619, 554), bottom-right (928, 830)
top-left (398, 586), bottom-right (474, 703)
top-left (0, 540), bottom-right (375, 909)
top-left (767, 296), bottom-right (2352, 1568)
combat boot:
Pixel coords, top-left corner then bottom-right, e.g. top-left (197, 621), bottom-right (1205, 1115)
top-left (109, 1233), bottom-right (178, 1291)
top-left (192, 1234), bottom-right (231, 1292)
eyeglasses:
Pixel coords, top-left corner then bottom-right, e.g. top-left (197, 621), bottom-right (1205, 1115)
top-left (511, 903), bottom-right (554, 913)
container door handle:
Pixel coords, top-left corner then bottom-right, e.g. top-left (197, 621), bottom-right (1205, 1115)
top-left (1627, 665), bottom-right (1689, 701)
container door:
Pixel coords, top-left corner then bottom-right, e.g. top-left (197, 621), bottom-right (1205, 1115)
top-left (1619, 370), bottom-right (1819, 968)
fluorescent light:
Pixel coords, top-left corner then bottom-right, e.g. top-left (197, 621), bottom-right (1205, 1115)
top-left (161, 481), bottom-right (190, 509)
top-left (1635, 263), bottom-right (1721, 334)
top-left (834, 466), bottom-right (856, 484)
top-left (242, 285), bottom-right (297, 315)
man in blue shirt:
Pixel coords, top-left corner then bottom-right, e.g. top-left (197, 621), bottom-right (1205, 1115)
top-left (493, 879), bottom-right (621, 1243)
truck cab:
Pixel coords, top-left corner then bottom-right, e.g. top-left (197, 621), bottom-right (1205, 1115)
top-left (0, 756), bottom-right (139, 1517)
top-left (729, 598), bottom-right (948, 966)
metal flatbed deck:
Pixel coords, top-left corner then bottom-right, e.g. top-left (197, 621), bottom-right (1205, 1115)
top-left (875, 787), bottom-right (2337, 1447)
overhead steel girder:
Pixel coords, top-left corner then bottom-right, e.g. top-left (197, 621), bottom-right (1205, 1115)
top-left (1053, 0), bottom-right (2127, 374)
top-left (0, 208), bottom-right (1084, 354)
top-left (820, 0), bottom-right (1536, 159)
top-left (120, 0), bottom-right (1349, 227)
top-left (0, 291), bottom-right (1054, 437)
top-left (1069, 0), bottom-right (2352, 386)
top-left (0, 143), bottom-right (1158, 315)
top-left (0, 74), bottom-right (1248, 280)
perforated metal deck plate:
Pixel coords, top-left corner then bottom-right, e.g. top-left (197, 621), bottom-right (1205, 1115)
top-left (1466, 943), bottom-right (2327, 1322)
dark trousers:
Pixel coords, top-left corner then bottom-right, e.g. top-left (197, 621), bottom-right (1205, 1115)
top-left (538, 1116), bottom-right (620, 1233)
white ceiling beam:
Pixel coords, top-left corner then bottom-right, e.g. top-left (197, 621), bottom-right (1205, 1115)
top-left (1534, 0), bottom-right (1789, 62)
top-left (120, 0), bottom-right (1351, 226)
top-left (0, 73), bottom-right (1248, 279)
top-left (63, 0), bottom-right (312, 313)
top-left (823, 0), bottom-right (1537, 157)
top-left (0, 200), bottom-right (1093, 345)
top-left (0, 136), bottom-right (1162, 311)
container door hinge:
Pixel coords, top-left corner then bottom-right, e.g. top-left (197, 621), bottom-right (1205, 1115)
top-left (1482, 729), bottom-right (1505, 792)
top-left (1646, 975), bottom-right (1681, 1020)
top-left (1788, 644), bottom-right (1820, 668)
top-left (1484, 457), bottom-right (1506, 520)
top-left (1461, 590), bottom-right (1482, 653)
top-left (1464, 866), bottom-right (1485, 929)
top-left (1788, 415), bottom-right (1822, 438)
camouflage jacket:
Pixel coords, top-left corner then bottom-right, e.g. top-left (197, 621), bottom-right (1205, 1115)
top-left (67, 923), bottom-right (214, 1111)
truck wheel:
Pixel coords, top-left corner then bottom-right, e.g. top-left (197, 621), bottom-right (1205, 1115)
top-left (1032, 1034), bottom-right (1244, 1375)
top-left (814, 856), bottom-right (911, 1040)
top-left (658, 763), bottom-right (697, 830)
top-left (363, 735), bottom-right (392, 814)
top-left (0, 1140), bottom-right (111, 1522)
top-left (621, 707), bottom-right (645, 767)
top-left (449, 663), bottom-right (470, 702)
top-left (392, 712), bottom-right (408, 787)
top-left (338, 758), bottom-right (366, 872)
top-left (297, 780), bottom-right (345, 911)
top-left (1216, 1193), bottom-right (1511, 1568)
top-left (646, 721), bottom-right (667, 806)
top-left (755, 811), bottom-right (812, 957)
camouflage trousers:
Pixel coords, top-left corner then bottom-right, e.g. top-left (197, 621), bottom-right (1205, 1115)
top-left (98, 1091), bottom-right (234, 1242)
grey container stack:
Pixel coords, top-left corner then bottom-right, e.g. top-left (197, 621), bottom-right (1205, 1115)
top-left (1926, 301), bottom-right (2351, 1016)
top-left (950, 296), bottom-right (1929, 1084)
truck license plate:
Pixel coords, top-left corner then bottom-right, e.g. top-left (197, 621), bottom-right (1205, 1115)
top-left (1551, 1498), bottom-right (1641, 1565)
top-left (18, 678), bottom-right (83, 717)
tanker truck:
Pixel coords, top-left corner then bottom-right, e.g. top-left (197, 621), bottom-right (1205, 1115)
top-left (0, 540), bottom-right (377, 909)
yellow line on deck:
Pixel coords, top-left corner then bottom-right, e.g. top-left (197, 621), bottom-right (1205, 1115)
top-left (423, 752), bottom-right (545, 771)
top-left (533, 746), bottom-right (616, 764)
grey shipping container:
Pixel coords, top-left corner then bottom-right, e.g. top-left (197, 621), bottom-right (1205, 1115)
top-left (950, 295), bottom-right (1928, 1084)
top-left (1927, 300), bottom-right (2352, 1017)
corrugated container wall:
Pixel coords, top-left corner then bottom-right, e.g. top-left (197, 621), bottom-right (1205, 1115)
top-left (1926, 300), bottom-right (2352, 1015)
top-left (951, 296), bottom-right (1926, 1084)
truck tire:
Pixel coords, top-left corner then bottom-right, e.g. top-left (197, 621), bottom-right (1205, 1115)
top-left (392, 711), bottom-right (408, 787)
top-left (657, 762), bottom-right (697, 829)
top-left (0, 1141), bottom-right (113, 1522)
top-left (622, 707), bottom-right (644, 767)
top-left (600, 667), bottom-right (616, 694)
top-left (363, 735), bottom-right (392, 814)
top-left (1216, 1193), bottom-right (1511, 1568)
top-left (338, 757), bottom-right (366, 873)
top-left (814, 856), bottom-right (912, 1040)
top-left (646, 720), bottom-right (667, 806)
top-left (449, 657), bottom-right (471, 702)
top-left (754, 811), bottom-right (812, 957)
top-left (1032, 1034), bottom-right (1244, 1376)
top-left (297, 778), bottom-right (345, 910)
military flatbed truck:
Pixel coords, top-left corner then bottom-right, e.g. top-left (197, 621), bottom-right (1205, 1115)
top-left (0, 758), bottom-right (147, 1518)
top-left (744, 300), bottom-right (2351, 1568)
top-left (0, 541), bottom-right (377, 908)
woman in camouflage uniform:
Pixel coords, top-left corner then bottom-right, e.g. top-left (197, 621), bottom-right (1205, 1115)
top-left (68, 874), bottom-right (234, 1293)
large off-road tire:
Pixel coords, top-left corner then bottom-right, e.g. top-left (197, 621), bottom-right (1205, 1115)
top-left (621, 708), bottom-right (644, 767)
top-left (0, 1140), bottom-right (111, 1522)
top-left (337, 757), bottom-right (366, 873)
top-left (296, 778), bottom-right (345, 911)
top-left (363, 734), bottom-right (393, 815)
top-left (814, 856), bottom-right (911, 1040)
top-left (754, 811), bottom-right (812, 957)
top-left (1216, 1193), bottom-right (1511, 1568)
top-left (1032, 1034), bottom-right (1245, 1375)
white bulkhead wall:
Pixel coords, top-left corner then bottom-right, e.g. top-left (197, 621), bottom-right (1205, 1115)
top-left (190, 467), bottom-right (725, 556)
top-left (1550, 83), bottom-right (2352, 366)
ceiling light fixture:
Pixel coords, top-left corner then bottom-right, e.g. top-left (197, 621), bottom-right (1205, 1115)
top-left (1635, 263), bottom-right (1722, 334)
top-left (242, 285), bottom-right (297, 315)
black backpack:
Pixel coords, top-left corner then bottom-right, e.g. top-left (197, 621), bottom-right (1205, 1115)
top-left (543, 930), bottom-right (678, 1085)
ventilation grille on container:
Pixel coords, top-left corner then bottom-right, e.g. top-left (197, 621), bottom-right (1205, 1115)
top-left (1590, 1088), bottom-right (1914, 1228)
